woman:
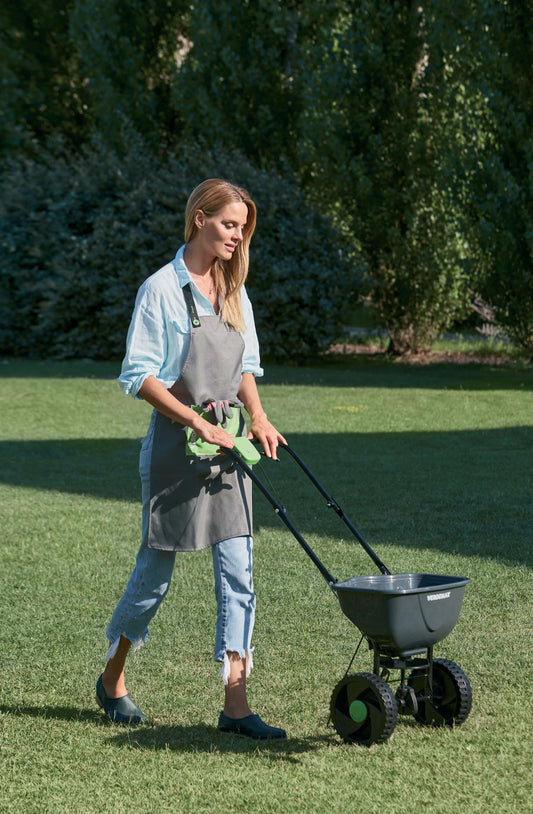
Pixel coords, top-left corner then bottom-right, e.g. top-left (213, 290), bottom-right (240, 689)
top-left (96, 179), bottom-right (287, 740)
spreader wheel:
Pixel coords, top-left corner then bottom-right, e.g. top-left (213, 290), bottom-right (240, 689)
top-left (330, 672), bottom-right (398, 746)
top-left (408, 658), bottom-right (472, 727)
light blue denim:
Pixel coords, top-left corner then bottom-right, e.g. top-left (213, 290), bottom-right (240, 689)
top-left (105, 534), bottom-right (255, 676)
top-left (106, 409), bottom-right (256, 678)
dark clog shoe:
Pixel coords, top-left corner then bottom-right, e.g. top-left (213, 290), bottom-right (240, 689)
top-left (218, 711), bottom-right (286, 740)
top-left (96, 675), bottom-right (146, 724)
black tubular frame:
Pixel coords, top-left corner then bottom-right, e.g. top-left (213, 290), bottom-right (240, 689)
top-left (223, 445), bottom-right (337, 586)
top-left (222, 441), bottom-right (391, 585)
top-left (278, 443), bottom-right (391, 576)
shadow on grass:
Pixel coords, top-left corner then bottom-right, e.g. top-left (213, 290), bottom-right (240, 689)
top-left (0, 437), bottom-right (141, 502)
top-left (105, 723), bottom-right (332, 760)
top-left (0, 704), bottom-right (103, 724)
top-left (1, 358), bottom-right (531, 390)
top-left (262, 361), bottom-right (533, 392)
top-left (0, 703), bottom-right (331, 759)
top-left (0, 427), bottom-right (531, 567)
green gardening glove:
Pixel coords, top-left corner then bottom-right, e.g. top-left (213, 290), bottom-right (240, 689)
top-left (185, 406), bottom-right (261, 465)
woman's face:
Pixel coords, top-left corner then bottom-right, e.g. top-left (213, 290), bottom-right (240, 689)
top-left (195, 201), bottom-right (249, 261)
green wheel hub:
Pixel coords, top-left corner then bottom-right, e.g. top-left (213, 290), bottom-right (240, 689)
top-left (349, 699), bottom-right (368, 723)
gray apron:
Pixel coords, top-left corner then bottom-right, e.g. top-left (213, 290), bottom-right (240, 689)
top-left (146, 284), bottom-right (252, 551)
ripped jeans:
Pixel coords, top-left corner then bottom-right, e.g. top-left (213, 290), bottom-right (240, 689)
top-left (105, 534), bottom-right (256, 682)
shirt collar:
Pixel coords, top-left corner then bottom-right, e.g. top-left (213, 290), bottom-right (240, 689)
top-left (172, 244), bottom-right (194, 289)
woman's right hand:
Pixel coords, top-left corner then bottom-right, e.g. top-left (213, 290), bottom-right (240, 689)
top-left (190, 413), bottom-right (235, 450)
top-left (138, 376), bottom-right (236, 449)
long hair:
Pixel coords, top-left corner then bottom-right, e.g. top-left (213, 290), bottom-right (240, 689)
top-left (184, 179), bottom-right (257, 332)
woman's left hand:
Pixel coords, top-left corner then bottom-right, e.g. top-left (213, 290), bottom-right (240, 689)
top-left (238, 372), bottom-right (286, 459)
top-left (248, 413), bottom-right (287, 460)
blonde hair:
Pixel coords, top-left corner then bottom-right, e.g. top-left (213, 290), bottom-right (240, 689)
top-left (184, 178), bottom-right (257, 332)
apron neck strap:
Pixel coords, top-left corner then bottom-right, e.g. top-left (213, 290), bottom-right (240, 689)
top-left (183, 283), bottom-right (201, 328)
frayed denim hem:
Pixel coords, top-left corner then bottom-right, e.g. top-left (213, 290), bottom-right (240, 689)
top-left (106, 632), bottom-right (148, 662)
top-left (218, 649), bottom-right (254, 685)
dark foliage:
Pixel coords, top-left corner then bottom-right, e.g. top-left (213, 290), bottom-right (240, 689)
top-left (0, 140), bottom-right (357, 361)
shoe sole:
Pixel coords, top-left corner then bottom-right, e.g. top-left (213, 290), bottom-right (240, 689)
top-left (218, 726), bottom-right (286, 740)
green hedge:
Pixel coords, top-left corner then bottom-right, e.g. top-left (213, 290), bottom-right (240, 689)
top-left (0, 141), bottom-right (357, 361)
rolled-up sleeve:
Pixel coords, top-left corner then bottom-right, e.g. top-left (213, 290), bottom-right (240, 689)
top-left (118, 282), bottom-right (166, 397)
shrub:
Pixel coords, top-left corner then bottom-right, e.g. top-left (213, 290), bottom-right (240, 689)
top-left (0, 140), bottom-right (357, 361)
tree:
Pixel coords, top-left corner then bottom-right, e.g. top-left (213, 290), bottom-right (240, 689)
top-left (0, 1), bottom-right (89, 153)
top-left (174, 0), bottom-right (310, 167)
top-left (69, 0), bottom-right (190, 151)
top-left (468, 0), bottom-right (533, 354)
top-left (0, 0), bottom-right (190, 156)
top-left (2, 0), bottom-right (531, 356)
top-left (297, 1), bottom-right (479, 353)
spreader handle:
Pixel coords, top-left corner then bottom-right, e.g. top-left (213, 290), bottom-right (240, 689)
top-left (221, 445), bottom-right (337, 587)
top-left (278, 443), bottom-right (391, 576)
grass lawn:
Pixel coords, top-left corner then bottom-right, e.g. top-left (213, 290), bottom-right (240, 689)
top-left (0, 357), bottom-right (531, 813)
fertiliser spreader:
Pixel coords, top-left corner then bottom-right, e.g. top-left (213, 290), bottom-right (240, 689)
top-left (225, 443), bottom-right (472, 746)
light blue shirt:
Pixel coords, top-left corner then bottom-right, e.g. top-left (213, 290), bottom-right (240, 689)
top-left (118, 245), bottom-right (264, 397)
